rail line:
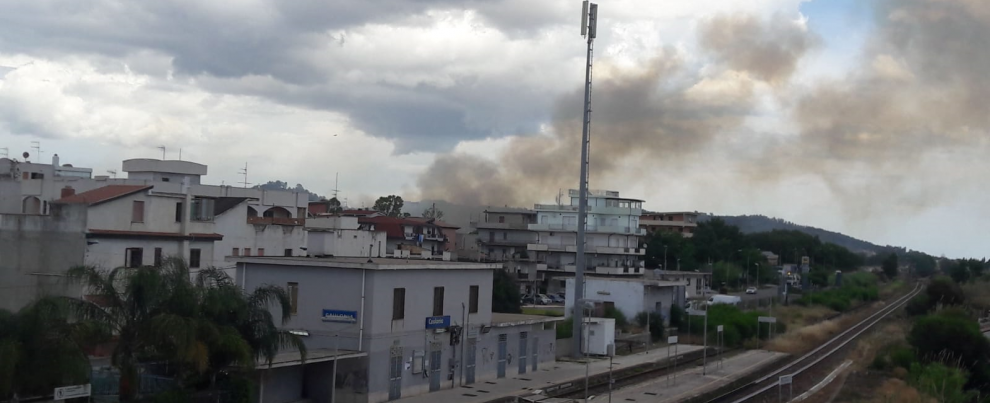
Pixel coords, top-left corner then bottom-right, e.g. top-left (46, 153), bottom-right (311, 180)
top-left (707, 282), bottom-right (922, 403)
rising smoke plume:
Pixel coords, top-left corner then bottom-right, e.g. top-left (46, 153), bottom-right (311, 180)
top-left (419, 0), bottom-right (990, 217)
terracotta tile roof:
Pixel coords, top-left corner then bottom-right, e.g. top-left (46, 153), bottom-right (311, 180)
top-left (87, 229), bottom-right (223, 240)
top-left (56, 185), bottom-right (152, 206)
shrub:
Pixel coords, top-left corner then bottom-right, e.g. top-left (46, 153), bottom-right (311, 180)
top-left (796, 272), bottom-right (878, 312)
top-left (603, 306), bottom-right (628, 330)
top-left (905, 294), bottom-right (932, 316)
top-left (634, 312), bottom-right (664, 341)
top-left (556, 320), bottom-right (573, 339)
top-left (908, 362), bottom-right (976, 403)
top-left (926, 276), bottom-right (965, 307)
top-left (669, 304), bottom-right (685, 329)
top-left (909, 310), bottom-right (990, 392)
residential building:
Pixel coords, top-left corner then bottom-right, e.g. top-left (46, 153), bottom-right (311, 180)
top-left (305, 215), bottom-right (387, 258)
top-left (0, 203), bottom-right (88, 312)
top-left (645, 270), bottom-right (712, 300)
top-left (55, 184), bottom-right (223, 271)
top-left (407, 217), bottom-right (460, 254)
top-left (232, 257), bottom-right (561, 403)
top-left (761, 251), bottom-right (780, 266)
top-left (639, 211), bottom-right (699, 238)
top-left (0, 155), bottom-right (308, 309)
top-left (471, 207), bottom-right (538, 290)
top-left (563, 277), bottom-right (686, 326)
top-left (358, 216), bottom-right (449, 258)
top-left (525, 189), bottom-right (647, 294)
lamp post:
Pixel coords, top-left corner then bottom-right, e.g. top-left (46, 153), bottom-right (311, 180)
top-left (664, 245), bottom-right (668, 273)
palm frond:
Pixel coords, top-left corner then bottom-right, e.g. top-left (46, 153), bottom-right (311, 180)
top-left (248, 285), bottom-right (293, 325)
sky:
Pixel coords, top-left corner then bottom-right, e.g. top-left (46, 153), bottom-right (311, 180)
top-left (0, 0), bottom-right (987, 259)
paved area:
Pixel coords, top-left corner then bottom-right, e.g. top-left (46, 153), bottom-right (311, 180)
top-left (594, 350), bottom-right (788, 403)
top-left (393, 344), bottom-right (704, 403)
top-left (731, 285), bottom-right (779, 302)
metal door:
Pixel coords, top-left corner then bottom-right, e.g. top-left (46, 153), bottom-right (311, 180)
top-left (388, 346), bottom-right (403, 400)
top-left (497, 334), bottom-right (507, 378)
top-left (532, 336), bottom-right (539, 372)
top-left (429, 342), bottom-right (442, 392)
top-left (518, 332), bottom-right (528, 374)
top-left (466, 338), bottom-right (477, 385)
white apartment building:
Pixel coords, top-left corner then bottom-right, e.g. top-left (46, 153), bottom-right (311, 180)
top-left (0, 155), bottom-right (309, 309)
top-left (524, 189), bottom-right (647, 294)
top-left (305, 215), bottom-right (387, 258)
top-left (471, 207), bottom-right (539, 291)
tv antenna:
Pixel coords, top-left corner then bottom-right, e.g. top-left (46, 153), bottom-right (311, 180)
top-left (238, 163), bottom-right (251, 188)
top-left (31, 141), bottom-right (42, 161)
top-left (0, 147), bottom-right (7, 158)
top-left (157, 146), bottom-right (166, 160)
top-left (107, 169), bottom-right (117, 178)
top-left (331, 172), bottom-right (340, 199)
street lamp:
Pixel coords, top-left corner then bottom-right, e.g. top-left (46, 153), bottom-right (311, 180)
top-left (664, 245), bottom-right (668, 272)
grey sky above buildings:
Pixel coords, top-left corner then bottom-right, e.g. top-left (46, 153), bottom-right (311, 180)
top-left (0, 0), bottom-right (987, 258)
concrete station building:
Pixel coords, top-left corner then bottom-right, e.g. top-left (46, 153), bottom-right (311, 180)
top-left (232, 257), bottom-right (562, 403)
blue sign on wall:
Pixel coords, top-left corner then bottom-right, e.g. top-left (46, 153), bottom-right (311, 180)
top-left (322, 309), bottom-right (358, 324)
top-left (425, 315), bottom-right (451, 329)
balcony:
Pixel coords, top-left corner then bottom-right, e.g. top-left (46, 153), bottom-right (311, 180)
top-left (470, 221), bottom-right (532, 230)
top-left (527, 223), bottom-right (646, 235)
top-left (640, 219), bottom-right (697, 227)
top-left (404, 233), bottom-right (447, 242)
top-left (533, 204), bottom-right (579, 212)
top-left (478, 239), bottom-right (531, 247)
top-left (247, 217), bottom-right (305, 226)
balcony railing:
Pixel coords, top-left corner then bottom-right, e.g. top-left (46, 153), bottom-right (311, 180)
top-left (247, 217), bottom-right (305, 226)
top-left (470, 221), bottom-right (532, 230)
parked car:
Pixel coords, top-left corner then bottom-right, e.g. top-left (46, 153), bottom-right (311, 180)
top-left (549, 294), bottom-right (565, 304)
top-left (707, 295), bottom-right (742, 306)
top-left (535, 294), bottom-right (552, 305)
top-left (745, 286), bottom-right (758, 294)
top-left (521, 295), bottom-right (536, 305)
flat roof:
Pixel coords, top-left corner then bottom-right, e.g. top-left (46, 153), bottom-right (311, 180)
top-left (231, 256), bottom-right (503, 271)
top-left (491, 313), bottom-right (565, 327)
top-left (654, 270), bottom-right (711, 276)
top-left (484, 206), bottom-right (536, 214)
top-left (257, 348), bottom-right (367, 369)
top-left (571, 277), bottom-right (686, 287)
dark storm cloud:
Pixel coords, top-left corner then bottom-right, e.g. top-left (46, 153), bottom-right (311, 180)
top-left (0, 0), bottom-right (566, 151)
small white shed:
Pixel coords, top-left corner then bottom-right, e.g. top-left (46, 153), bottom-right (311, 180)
top-left (581, 317), bottom-right (615, 356)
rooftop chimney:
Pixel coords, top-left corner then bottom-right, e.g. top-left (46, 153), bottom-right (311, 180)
top-left (61, 186), bottom-right (75, 198)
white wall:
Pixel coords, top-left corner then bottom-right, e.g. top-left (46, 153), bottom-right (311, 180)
top-left (564, 278), bottom-right (645, 319)
top-left (85, 238), bottom-right (216, 269)
top-left (307, 229), bottom-right (386, 258)
top-left (214, 202), bottom-right (307, 268)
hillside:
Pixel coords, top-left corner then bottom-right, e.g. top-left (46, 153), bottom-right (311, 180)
top-left (702, 214), bottom-right (883, 254)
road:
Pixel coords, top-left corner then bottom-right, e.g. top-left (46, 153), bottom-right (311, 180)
top-left (730, 285), bottom-right (779, 302)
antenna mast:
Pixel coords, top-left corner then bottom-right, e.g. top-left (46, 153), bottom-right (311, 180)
top-left (107, 169), bottom-right (117, 179)
top-left (332, 172), bottom-right (340, 199)
top-left (157, 145), bottom-right (166, 160)
top-left (238, 163), bottom-right (251, 188)
top-left (572, 0), bottom-right (598, 359)
top-left (0, 147), bottom-right (7, 158)
top-left (31, 141), bottom-right (42, 161)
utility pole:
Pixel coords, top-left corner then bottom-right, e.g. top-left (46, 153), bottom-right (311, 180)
top-left (573, 0), bottom-right (598, 358)
top-left (238, 163), bottom-right (251, 188)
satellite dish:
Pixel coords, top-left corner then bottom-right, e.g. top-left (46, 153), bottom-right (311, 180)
top-left (22, 152), bottom-right (29, 159)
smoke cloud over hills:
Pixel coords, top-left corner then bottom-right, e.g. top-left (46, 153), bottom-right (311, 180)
top-left (419, 0), bottom-right (990, 222)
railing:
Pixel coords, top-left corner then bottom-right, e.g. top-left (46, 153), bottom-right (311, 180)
top-left (247, 216), bottom-right (305, 226)
top-left (533, 204), bottom-right (579, 212)
top-left (470, 221), bottom-right (532, 230)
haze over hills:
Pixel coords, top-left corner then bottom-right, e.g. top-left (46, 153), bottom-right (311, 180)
top-left (698, 214), bottom-right (885, 255)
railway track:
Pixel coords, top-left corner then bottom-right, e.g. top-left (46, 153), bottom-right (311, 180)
top-left (706, 282), bottom-right (923, 403)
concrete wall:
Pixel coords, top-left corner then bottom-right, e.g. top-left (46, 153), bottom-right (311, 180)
top-left (563, 278), bottom-right (684, 326)
top-left (85, 238), bottom-right (216, 270)
top-left (258, 365), bottom-right (304, 403)
top-left (307, 230), bottom-right (386, 258)
top-left (214, 202), bottom-right (307, 268)
top-left (0, 204), bottom-right (88, 312)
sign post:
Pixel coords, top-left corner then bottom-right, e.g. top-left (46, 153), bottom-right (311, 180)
top-left (716, 325), bottom-right (724, 369)
top-left (757, 316), bottom-right (776, 350)
top-left (54, 384), bottom-right (91, 401)
top-left (667, 335), bottom-right (678, 385)
top-left (689, 310), bottom-right (708, 375)
top-left (778, 374), bottom-right (793, 402)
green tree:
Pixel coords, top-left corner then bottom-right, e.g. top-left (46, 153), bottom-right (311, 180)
top-left (0, 299), bottom-right (97, 400)
top-left (712, 262), bottom-right (743, 289)
top-left (491, 270), bottom-right (521, 313)
top-left (908, 309), bottom-right (990, 392)
top-left (373, 195), bottom-right (405, 217)
top-left (644, 231), bottom-right (696, 270)
top-left (882, 253), bottom-right (899, 278)
top-left (325, 197), bottom-right (342, 215)
top-left (948, 261), bottom-right (971, 283)
top-left (925, 276), bottom-right (966, 306)
top-left (422, 206), bottom-right (444, 220)
top-left (64, 259), bottom-right (304, 401)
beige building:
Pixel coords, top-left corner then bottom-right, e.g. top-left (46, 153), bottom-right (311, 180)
top-left (640, 211), bottom-right (699, 238)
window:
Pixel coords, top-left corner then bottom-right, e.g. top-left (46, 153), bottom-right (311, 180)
top-left (502, 232), bottom-right (507, 240)
top-left (125, 248), bottom-right (143, 268)
top-left (154, 248), bottom-right (162, 266)
top-left (287, 282), bottom-right (299, 316)
top-left (244, 248), bottom-right (251, 256)
top-left (175, 202), bottom-right (183, 222)
top-left (257, 248), bottom-right (265, 256)
top-left (232, 248), bottom-right (239, 257)
top-left (469, 285), bottom-right (479, 314)
top-left (189, 249), bottom-right (201, 268)
top-left (393, 288), bottom-right (406, 320)
top-left (191, 198), bottom-right (215, 221)
top-left (30, 172), bottom-right (44, 179)
top-left (284, 248), bottom-right (292, 257)
top-left (432, 287), bottom-right (444, 316)
top-left (162, 177), bottom-right (170, 182)
top-left (498, 215), bottom-right (505, 223)
top-left (131, 201), bottom-right (145, 222)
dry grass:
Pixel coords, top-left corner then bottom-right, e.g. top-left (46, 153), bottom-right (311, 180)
top-left (847, 321), bottom-right (910, 371)
top-left (766, 318), bottom-right (842, 354)
top-left (961, 281), bottom-right (990, 313)
top-left (775, 305), bottom-right (838, 329)
top-left (863, 378), bottom-right (933, 403)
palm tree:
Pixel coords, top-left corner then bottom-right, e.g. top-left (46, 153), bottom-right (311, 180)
top-left (64, 258), bottom-right (305, 401)
top-left (0, 299), bottom-right (97, 400)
